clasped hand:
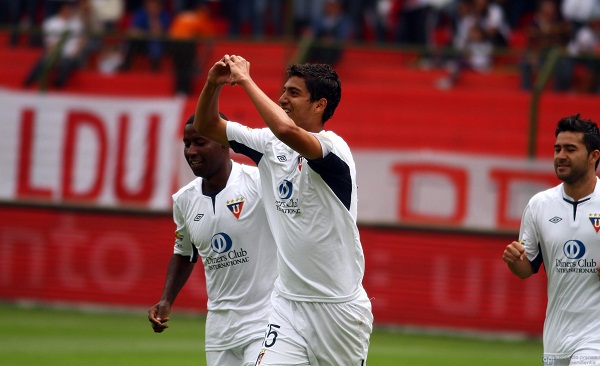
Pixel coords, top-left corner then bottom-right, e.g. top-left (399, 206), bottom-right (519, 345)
top-left (208, 54), bottom-right (250, 87)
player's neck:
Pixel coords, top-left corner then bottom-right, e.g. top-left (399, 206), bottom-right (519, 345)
top-left (202, 160), bottom-right (232, 196)
top-left (564, 175), bottom-right (597, 201)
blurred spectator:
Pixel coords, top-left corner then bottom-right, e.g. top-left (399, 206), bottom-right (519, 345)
top-left (221, 0), bottom-right (282, 38)
top-left (452, 0), bottom-right (477, 50)
top-left (346, 0), bottom-right (368, 41)
top-left (472, 0), bottom-right (510, 47)
top-left (436, 22), bottom-right (493, 89)
top-left (126, 0), bottom-right (145, 13)
top-left (254, 0), bottom-right (284, 37)
top-left (79, 0), bottom-right (104, 63)
top-left (89, 0), bottom-right (124, 32)
top-left (427, 0), bottom-right (459, 46)
top-left (302, 0), bottom-right (353, 65)
top-left (395, 0), bottom-right (432, 46)
top-left (81, 0), bottom-right (125, 74)
top-left (497, 0), bottom-right (536, 29)
top-left (23, 0), bottom-right (86, 88)
top-left (3, 0), bottom-right (40, 47)
top-left (172, 0), bottom-right (199, 13)
top-left (348, 0), bottom-right (391, 42)
top-left (291, 0), bottom-right (327, 37)
top-left (519, 0), bottom-right (572, 91)
top-left (119, 0), bottom-right (171, 72)
top-left (561, 0), bottom-right (600, 35)
top-left (168, 1), bottom-right (217, 95)
top-left (46, 0), bottom-right (68, 19)
top-left (567, 14), bottom-right (600, 93)
top-left (426, 0), bottom-right (473, 69)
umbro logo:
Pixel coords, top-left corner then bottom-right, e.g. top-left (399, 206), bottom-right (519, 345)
top-left (194, 214), bottom-right (204, 221)
top-left (549, 216), bottom-right (562, 224)
top-left (277, 155), bottom-right (287, 162)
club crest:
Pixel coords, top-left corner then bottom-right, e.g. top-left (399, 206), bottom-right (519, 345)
top-left (226, 197), bottom-right (245, 219)
top-left (589, 213), bottom-right (600, 233)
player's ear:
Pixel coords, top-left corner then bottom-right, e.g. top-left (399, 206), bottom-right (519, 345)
top-left (590, 149), bottom-right (600, 165)
top-left (314, 98), bottom-right (327, 114)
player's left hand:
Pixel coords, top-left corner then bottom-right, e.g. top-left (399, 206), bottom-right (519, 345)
top-left (224, 54), bottom-right (250, 87)
top-left (596, 264), bottom-right (600, 281)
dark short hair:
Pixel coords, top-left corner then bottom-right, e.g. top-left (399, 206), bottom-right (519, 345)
top-left (286, 63), bottom-right (341, 123)
top-left (556, 114), bottom-right (600, 168)
top-left (185, 112), bottom-right (228, 126)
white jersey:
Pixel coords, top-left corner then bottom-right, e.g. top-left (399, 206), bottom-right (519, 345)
top-left (520, 178), bottom-right (600, 359)
top-left (226, 121), bottom-right (366, 303)
top-left (172, 162), bottom-right (278, 351)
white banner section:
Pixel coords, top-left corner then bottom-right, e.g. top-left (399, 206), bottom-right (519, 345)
top-left (0, 90), bottom-right (558, 231)
top-left (0, 90), bottom-right (184, 210)
top-left (355, 151), bottom-right (557, 231)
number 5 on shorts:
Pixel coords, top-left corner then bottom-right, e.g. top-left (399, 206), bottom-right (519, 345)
top-left (264, 323), bottom-right (280, 348)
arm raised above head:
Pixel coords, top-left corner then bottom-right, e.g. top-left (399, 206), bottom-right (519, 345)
top-left (194, 56), bottom-right (232, 147)
top-left (226, 54), bottom-right (324, 159)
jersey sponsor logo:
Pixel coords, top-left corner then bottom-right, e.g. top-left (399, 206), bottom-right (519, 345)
top-left (277, 179), bottom-right (293, 199)
top-left (226, 197), bottom-right (245, 219)
top-left (589, 213), bottom-right (600, 233)
top-left (563, 240), bottom-right (586, 259)
top-left (193, 213), bottom-right (204, 221)
top-left (211, 232), bottom-right (233, 254)
top-left (275, 179), bottom-right (300, 214)
top-left (206, 232), bottom-right (250, 270)
top-left (277, 155), bottom-right (287, 162)
top-left (549, 216), bottom-right (562, 224)
top-left (555, 240), bottom-right (597, 274)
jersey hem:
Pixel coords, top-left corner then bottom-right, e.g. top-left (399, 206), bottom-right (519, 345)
top-left (274, 286), bottom-right (365, 303)
top-left (205, 334), bottom-right (265, 352)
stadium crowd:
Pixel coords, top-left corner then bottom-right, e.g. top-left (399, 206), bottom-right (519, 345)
top-left (1, 0), bottom-right (599, 93)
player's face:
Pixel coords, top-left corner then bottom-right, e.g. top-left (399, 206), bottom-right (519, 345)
top-left (554, 131), bottom-right (593, 184)
top-left (278, 76), bottom-right (315, 129)
top-left (183, 124), bottom-right (227, 178)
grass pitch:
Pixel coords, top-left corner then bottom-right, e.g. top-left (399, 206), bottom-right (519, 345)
top-left (0, 302), bottom-right (541, 365)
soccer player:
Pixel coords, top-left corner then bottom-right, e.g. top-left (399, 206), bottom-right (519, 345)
top-left (502, 114), bottom-right (600, 366)
top-left (193, 54), bottom-right (373, 365)
top-left (148, 114), bottom-right (278, 366)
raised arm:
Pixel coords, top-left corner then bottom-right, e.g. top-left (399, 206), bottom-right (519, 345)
top-left (193, 56), bottom-right (231, 147)
top-left (225, 55), bottom-right (324, 160)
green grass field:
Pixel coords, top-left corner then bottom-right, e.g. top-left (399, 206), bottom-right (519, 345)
top-left (0, 302), bottom-right (542, 365)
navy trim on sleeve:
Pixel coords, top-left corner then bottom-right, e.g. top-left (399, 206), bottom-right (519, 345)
top-left (530, 243), bottom-right (543, 273)
top-left (307, 153), bottom-right (352, 211)
top-left (229, 140), bottom-right (263, 165)
top-left (190, 242), bottom-right (199, 263)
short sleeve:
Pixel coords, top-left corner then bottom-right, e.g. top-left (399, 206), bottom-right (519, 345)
top-left (172, 200), bottom-right (195, 260)
top-left (519, 202), bottom-right (540, 262)
top-left (314, 132), bottom-right (334, 158)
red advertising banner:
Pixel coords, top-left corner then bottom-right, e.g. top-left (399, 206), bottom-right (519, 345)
top-left (0, 90), bottom-right (184, 210)
top-left (0, 90), bottom-right (561, 232)
top-left (0, 205), bottom-right (546, 335)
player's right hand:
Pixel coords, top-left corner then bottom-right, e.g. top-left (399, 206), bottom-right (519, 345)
top-left (207, 56), bottom-right (234, 86)
top-left (502, 241), bottom-right (526, 264)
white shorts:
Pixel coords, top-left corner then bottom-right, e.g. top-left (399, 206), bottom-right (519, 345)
top-left (255, 289), bottom-right (373, 366)
top-left (206, 338), bottom-right (263, 366)
top-left (544, 350), bottom-right (600, 366)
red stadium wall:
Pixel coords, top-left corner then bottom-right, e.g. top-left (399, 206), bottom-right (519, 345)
top-left (0, 204), bottom-right (546, 336)
top-left (3, 38), bottom-right (595, 337)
